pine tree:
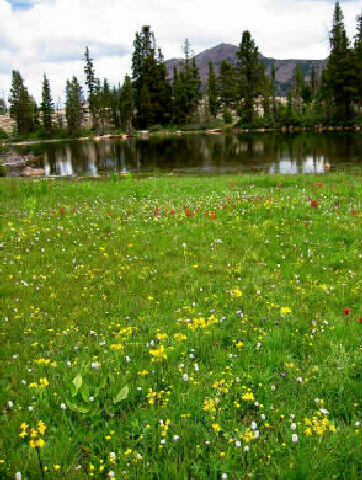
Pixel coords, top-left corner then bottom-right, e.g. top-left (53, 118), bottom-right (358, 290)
top-left (218, 60), bottom-right (237, 111)
top-left (172, 66), bottom-right (187, 125)
top-left (120, 75), bottom-right (133, 133)
top-left (270, 63), bottom-right (277, 121)
top-left (294, 64), bottom-right (303, 115)
top-left (237, 30), bottom-right (260, 124)
top-left (0, 98), bottom-right (6, 115)
top-left (311, 65), bottom-right (317, 96)
top-left (301, 74), bottom-right (313, 105)
top-left (139, 83), bottom-right (151, 128)
top-left (260, 62), bottom-right (271, 119)
top-left (174, 40), bottom-right (201, 123)
top-left (286, 89), bottom-right (296, 125)
top-left (131, 25), bottom-right (171, 128)
top-left (66, 76), bottom-right (83, 135)
top-left (84, 46), bottom-right (98, 129)
top-left (98, 78), bottom-right (112, 133)
top-left (189, 57), bottom-right (201, 119)
top-left (110, 86), bottom-right (120, 130)
top-left (8, 70), bottom-right (36, 134)
top-left (207, 62), bottom-right (218, 118)
top-left (41, 74), bottom-right (53, 136)
top-left (132, 25), bottom-right (155, 128)
top-left (323, 2), bottom-right (357, 121)
top-left (354, 13), bottom-right (362, 116)
top-left (84, 46), bottom-right (95, 98)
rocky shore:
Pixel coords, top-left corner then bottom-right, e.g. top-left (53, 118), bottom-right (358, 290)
top-left (1, 153), bottom-right (44, 177)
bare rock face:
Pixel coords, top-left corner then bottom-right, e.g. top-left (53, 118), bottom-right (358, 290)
top-left (22, 167), bottom-right (45, 177)
top-left (0, 114), bottom-right (16, 134)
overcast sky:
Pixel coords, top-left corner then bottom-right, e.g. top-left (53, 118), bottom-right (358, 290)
top-left (0, 0), bottom-right (360, 104)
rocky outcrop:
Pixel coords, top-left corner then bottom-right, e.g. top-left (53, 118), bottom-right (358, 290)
top-left (0, 114), bottom-right (15, 134)
top-left (21, 167), bottom-right (45, 177)
top-left (2, 153), bottom-right (43, 176)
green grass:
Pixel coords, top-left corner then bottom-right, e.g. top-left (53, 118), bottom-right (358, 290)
top-left (1, 172), bottom-right (361, 479)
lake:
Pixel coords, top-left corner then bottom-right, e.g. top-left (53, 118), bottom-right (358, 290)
top-left (5, 131), bottom-right (362, 176)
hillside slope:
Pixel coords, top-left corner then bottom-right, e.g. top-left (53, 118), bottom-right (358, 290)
top-left (165, 43), bottom-right (327, 95)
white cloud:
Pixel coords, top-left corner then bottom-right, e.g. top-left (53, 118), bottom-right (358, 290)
top-left (0, 0), bottom-right (360, 103)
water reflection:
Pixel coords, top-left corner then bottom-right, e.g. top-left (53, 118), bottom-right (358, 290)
top-left (9, 132), bottom-right (362, 177)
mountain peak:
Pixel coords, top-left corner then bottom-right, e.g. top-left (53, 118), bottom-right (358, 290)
top-left (165, 43), bottom-right (326, 94)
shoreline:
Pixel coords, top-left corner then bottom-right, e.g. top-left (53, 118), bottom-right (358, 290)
top-left (1, 123), bottom-right (361, 146)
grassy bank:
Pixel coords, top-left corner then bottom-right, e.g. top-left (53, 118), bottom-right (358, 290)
top-left (1, 173), bottom-right (361, 479)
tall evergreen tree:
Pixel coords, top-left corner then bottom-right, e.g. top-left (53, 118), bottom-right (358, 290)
top-left (110, 86), bottom-right (120, 130)
top-left (237, 30), bottom-right (260, 123)
top-left (84, 46), bottom-right (98, 129)
top-left (131, 25), bottom-right (171, 128)
top-left (8, 70), bottom-right (36, 134)
top-left (98, 78), bottom-right (112, 132)
top-left (293, 64), bottom-right (303, 115)
top-left (270, 63), bottom-right (277, 121)
top-left (120, 75), bottom-right (133, 133)
top-left (172, 66), bottom-right (187, 125)
top-left (310, 65), bottom-right (317, 96)
top-left (189, 57), bottom-right (201, 118)
top-left (174, 40), bottom-right (201, 123)
top-left (354, 13), bottom-right (362, 115)
top-left (207, 62), bottom-right (218, 117)
top-left (65, 76), bottom-right (83, 135)
top-left (0, 98), bottom-right (6, 115)
top-left (84, 46), bottom-right (96, 98)
top-left (41, 74), bottom-right (53, 136)
top-left (261, 65), bottom-right (271, 118)
top-left (218, 60), bottom-right (237, 110)
top-left (322, 2), bottom-right (357, 120)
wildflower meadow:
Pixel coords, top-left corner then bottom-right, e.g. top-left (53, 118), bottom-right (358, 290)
top-left (1, 172), bottom-right (361, 479)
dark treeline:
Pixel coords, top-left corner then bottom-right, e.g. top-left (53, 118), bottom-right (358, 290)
top-left (4, 1), bottom-right (362, 138)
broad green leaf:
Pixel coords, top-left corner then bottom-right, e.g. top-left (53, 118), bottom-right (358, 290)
top-left (71, 383), bottom-right (77, 398)
top-left (67, 400), bottom-right (89, 414)
top-left (80, 383), bottom-right (90, 403)
top-left (114, 385), bottom-right (129, 404)
top-left (72, 374), bottom-right (83, 395)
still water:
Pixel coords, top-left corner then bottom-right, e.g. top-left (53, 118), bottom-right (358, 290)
top-left (8, 132), bottom-right (362, 176)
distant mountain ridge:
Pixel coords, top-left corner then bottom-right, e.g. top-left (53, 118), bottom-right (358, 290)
top-left (165, 43), bottom-right (327, 95)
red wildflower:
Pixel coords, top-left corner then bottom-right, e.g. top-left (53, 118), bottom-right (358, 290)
top-left (343, 307), bottom-right (350, 315)
top-left (311, 200), bottom-right (318, 208)
top-left (305, 222), bottom-right (308, 227)
top-left (170, 210), bottom-right (175, 215)
top-left (359, 316), bottom-right (362, 324)
top-left (60, 208), bottom-right (64, 215)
